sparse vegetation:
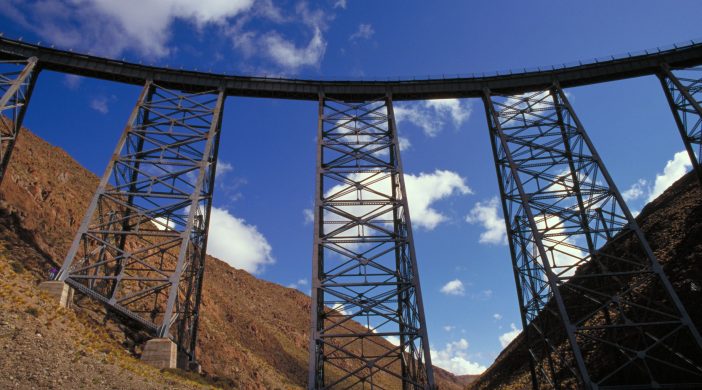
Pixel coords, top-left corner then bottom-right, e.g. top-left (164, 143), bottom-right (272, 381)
top-left (9, 260), bottom-right (24, 273)
top-left (24, 306), bottom-right (39, 316)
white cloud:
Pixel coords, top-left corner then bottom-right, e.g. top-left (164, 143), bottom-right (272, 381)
top-left (206, 206), bottom-right (275, 274)
top-left (465, 197), bottom-right (507, 245)
top-left (395, 99), bottom-right (472, 137)
top-left (261, 27), bottom-right (326, 71)
top-left (63, 74), bottom-right (82, 89)
top-left (430, 339), bottom-right (486, 376)
top-left (333, 0), bottom-right (347, 9)
top-left (499, 323), bottom-right (521, 348)
top-left (534, 212), bottom-right (585, 278)
top-left (331, 303), bottom-right (348, 316)
top-left (2, 1), bottom-right (329, 74)
top-left (287, 278), bottom-right (308, 290)
top-left (2, 0), bottom-right (255, 59)
top-left (425, 99), bottom-right (470, 127)
top-left (322, 169), bottom-right (469, 237)
top-left (443, 325), bottom-right (455, 332)
top-left (216, 159), bottom-right (233, 178)
top-left (404, 170), bottom-right (472, 230)
top-left (254, 0), bottom-right (287, 23)
top-left (385, 335), bottom-right (400, 346)
top-left (349, 23), bottom-right (374, 41)
top-left (89, 96), bottom-right (109, 114)
top-left (153, 216), bottom-right (176, 231)
top-left (473, 289), bottom-right (493, 300)
top-left (440, 279), bottom-right (465, 296)
top-left (647, 150), bottom-right (691, 202)
top-left (249, 1), bottom-right (329, 73)
top-left (493, 313), bottom-right (503, 321)
top-left (394, 106), bottom-right (434, 136)
top-left (303, 208), bottom-right (314, 224)
top-left (622, 179), bottom-right (647, 202)
top-left (398, 136), bottom-right (411, 152)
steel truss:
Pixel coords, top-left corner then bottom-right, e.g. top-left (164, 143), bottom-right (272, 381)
top-left (0, 57), bottom-right (38, 184)
top-left (309, 96), bottom-right (435, 389)
top-left (659, 64), bottom-right (702, 184)
top-left (483, 85), bottom-right (702, 389)
top-left (56, 81), bottom-right (225, 366)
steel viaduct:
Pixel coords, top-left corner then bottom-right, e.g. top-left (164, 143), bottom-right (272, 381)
top-left (2, 36), bottom-right (702, 389)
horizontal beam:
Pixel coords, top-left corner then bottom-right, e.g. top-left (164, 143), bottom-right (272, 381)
top-left (2, 37), bottom-right (702, 100)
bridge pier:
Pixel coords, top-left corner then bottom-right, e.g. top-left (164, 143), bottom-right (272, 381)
top-left (658, 64), bottom-right (702, 185)
top-left (483, 84), bottom-right (702, 388)
top-left (141, 338), bottom-right (177, 369)
top-left (309, 95), bottom-right (435, 389)
top-left (53, 80), bottom-right (225, 371)
top-left (0, 57), bottom-right (39, 185)
top-left (38, 280), bottom-right (73, 308)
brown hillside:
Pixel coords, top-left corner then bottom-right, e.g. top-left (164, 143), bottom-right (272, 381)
top-left (0, 127), bottom-right (465, 389)
top-left (470, 172), bottom-right (702, 389)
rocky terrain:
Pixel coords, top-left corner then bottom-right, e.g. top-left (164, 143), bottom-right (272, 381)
top-left (0, 127), bottom-right (469, 388)
top-left (469, 172), bottom-right (702, 389)
top-left (3, 124), bottom-right (698, 389)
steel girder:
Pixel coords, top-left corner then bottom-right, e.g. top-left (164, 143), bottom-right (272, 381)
top-left (56, 81), bottom-right (224, 366)
top-left (659, 64), bottom-right (702, 184)
top-left (483, 85), bottom-right (702, 389)
top-left (4, 36), bottom-right (702, 101)
top-left (309, 96), bottom-right (435, 389)
top-left (0, 57), bottom-right (38, 184)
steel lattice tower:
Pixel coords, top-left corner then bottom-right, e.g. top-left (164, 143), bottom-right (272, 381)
top-left (0, 57), bottom-right (38, 185)
top-left (482, 85), bottom-right (702, 389)
top-left (309, 96), bottom-right (435, 389)
top-left (56, 81), bottom-right (224, 366)
top-left (659, 64), bottom-right (702, 184)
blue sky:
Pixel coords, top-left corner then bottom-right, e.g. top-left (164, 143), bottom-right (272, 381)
top-left (2, 0), bottom-right (701, 375)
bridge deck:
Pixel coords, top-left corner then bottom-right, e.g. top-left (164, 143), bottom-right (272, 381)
top-left (2, 37), bottom-right (702, 100)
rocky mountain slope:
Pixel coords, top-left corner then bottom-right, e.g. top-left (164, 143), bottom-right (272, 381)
top-left (469, 171), bottom-right (702, 389)
top-left (0, 126), bottom-right (468, 388)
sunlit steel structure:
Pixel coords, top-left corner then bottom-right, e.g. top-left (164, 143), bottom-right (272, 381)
top-left (2, 36), bottom-right (702, 388)
top-left (308, 96), bottom-right (434, 389)
top-left (0, 57), bottom-right (38, 184)
top-left (55, 81), bottom-right (224, 368)
top-left (483, 85), bottom-right (702, 388)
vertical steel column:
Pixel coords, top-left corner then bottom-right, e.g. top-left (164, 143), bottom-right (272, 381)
top-left (483, 85), bottom-right (702, 389)
top-left (56, 81), bottom-right (225, 365)
top-left (309, 96), bottom-right (435, 389)
top-left (0, 57), bottom-right (39, 185)
top-left (658, 64), bottom-right (702, 184)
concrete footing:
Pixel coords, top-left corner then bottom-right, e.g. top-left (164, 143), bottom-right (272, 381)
top-left (141, 338), bottom-right (177, 369)
top-left (38, 281), bottom-right (73, 308)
